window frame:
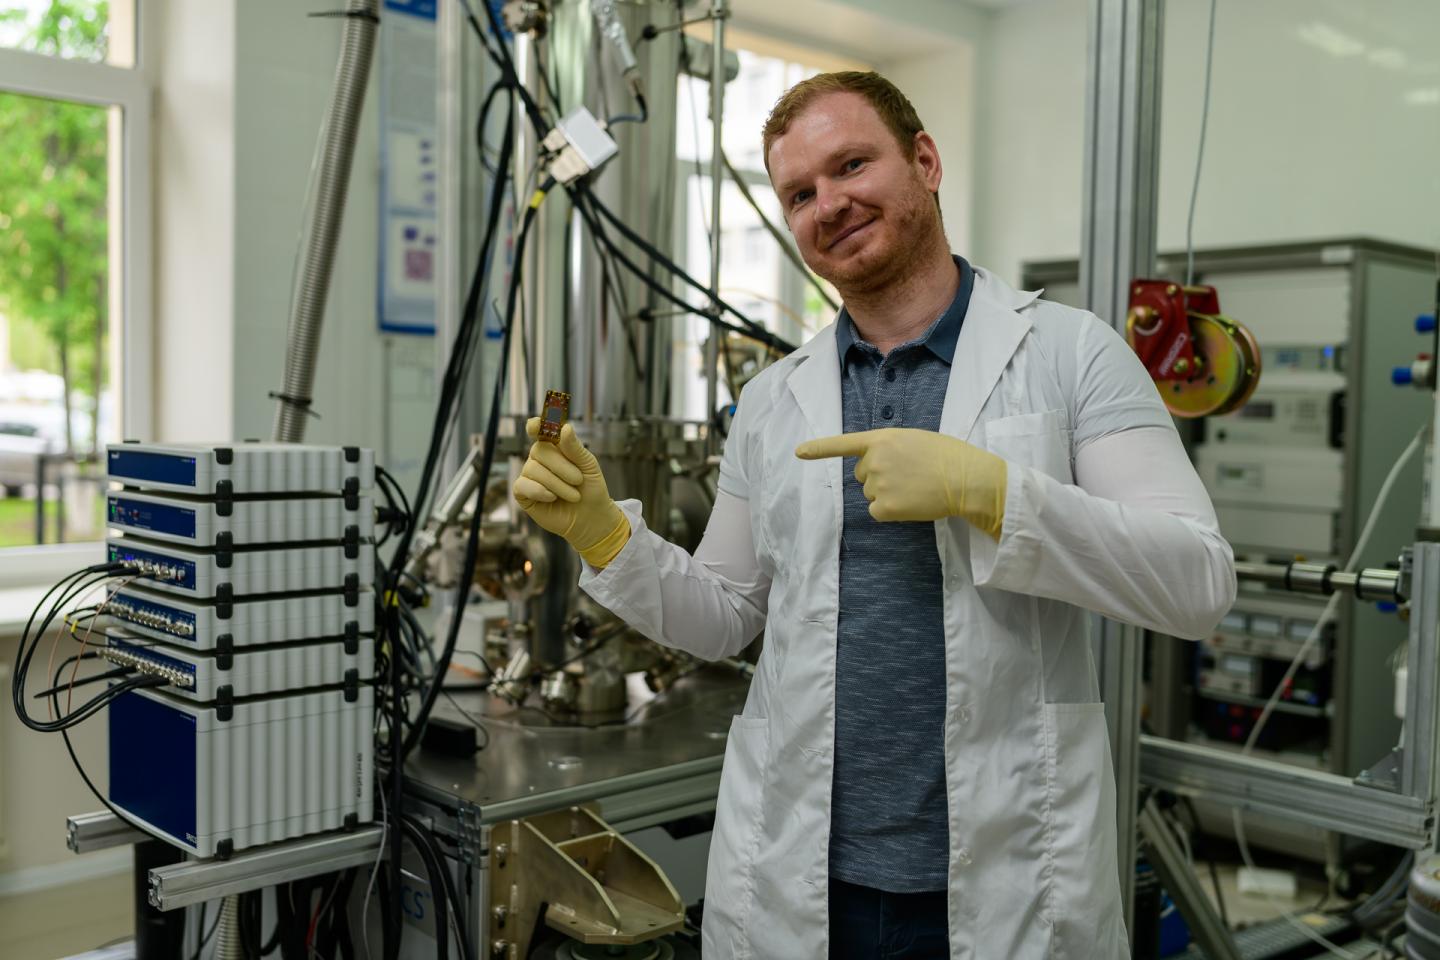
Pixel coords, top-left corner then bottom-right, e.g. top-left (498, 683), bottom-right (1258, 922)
top-left (675, 156), bottom-right (814, 342)
top-left (670, 40), bottom-right (861, 419)
top-left (0, 4), bottom-right (154, 580)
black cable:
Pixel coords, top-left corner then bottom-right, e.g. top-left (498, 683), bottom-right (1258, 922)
top-left (415, 97), bottom-right (514, 532)
top-left (32, 664), bottom-right (129, 699)
top-left (606, 92), bottom-right (648, 128)
top-left (14, 567), bottom-right (116, 702)
top-left (23, 670), bottom-right (164, 733)
top-left (577, 190), bottom-right (795, 353)
top-left (274, 880), bottom-right (300, 959)
top-left (388, 93), bottom-right (514, 576)
top-left (399, 179), bottom-right (554, 764)
top-left (572, 191), bottom-right (783, 351)
top-left (573, 192), bottom-right (647, 383)
top-left (16, 582), bottom-right (168, 734)
top-left (373, 466), bottom-right (411, 549)
top-left (191, 900), bottom-right (221, 960)
top-left (323, 869), bottom-right (358, 960)
top-left (480, 1), bottom-right (549, 137)
top-left (457, 0), bottom-right (549, 140)
top-left (720, 146), bottom-right (838, 313)
top-left (11, 564), bottom-right (121, 722)
top-left (580, 184), bottom-right (797, 352)
top-left (50, 656), bottom-right (160, 838)
top-left (251, 889), bottom-right (277, 958)
top-left (475, 78), bottom-right (512, 178)
top-left (398, 817), bottom-right (450, 960)
top-left (380, 66), bottom-right (519, 960)
top-left (1179, 796), bottom-right (1231, 929)
top-left (402, 815), bottom-right (473, 960)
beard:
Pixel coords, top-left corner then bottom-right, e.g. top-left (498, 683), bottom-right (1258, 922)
top-left (808, 175), bottom-right (946, 297)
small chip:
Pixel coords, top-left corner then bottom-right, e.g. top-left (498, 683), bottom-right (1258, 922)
top-left (539, 389), bottom-right (570, 443)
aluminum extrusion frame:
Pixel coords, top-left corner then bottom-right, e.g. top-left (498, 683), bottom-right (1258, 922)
top-left (1081, 0), bottom-right (1165, 925)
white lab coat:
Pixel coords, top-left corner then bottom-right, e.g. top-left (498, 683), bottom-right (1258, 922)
top-left (581, 267), bottom-right (1235, 959)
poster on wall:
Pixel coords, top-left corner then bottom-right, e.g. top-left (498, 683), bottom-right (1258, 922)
top-left (378, 0), bottom-right (438, 335)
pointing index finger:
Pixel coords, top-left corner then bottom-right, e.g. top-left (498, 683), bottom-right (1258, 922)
top-left (795, 432), bottom-right (875, 461)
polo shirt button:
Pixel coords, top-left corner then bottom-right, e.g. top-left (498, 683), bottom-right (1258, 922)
top-left (957, 846), bottom-right (973, 867)
top-left (881, 405), bottom-right (894, 420)
top-left (958, 706), bottom-right (971, 724)
top-left (884, 368), bottom-right (897, 382)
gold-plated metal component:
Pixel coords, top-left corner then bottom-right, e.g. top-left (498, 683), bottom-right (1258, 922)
top-left (488, 806), bottom-right (684, 960)
top-left (539, 389), bottom-right (571, 443)
top-left (1170, 312), bottom-right (1261, 418)
top-left (1127, 310), bottom-right (1262, 419)
top-left (1127, 305), bottom-right (1162, 336)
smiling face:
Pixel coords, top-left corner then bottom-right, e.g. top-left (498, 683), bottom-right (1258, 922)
top-left (767, 91), bottom-right (945, 296)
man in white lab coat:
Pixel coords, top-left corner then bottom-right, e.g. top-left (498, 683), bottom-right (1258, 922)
top-left (513, 71), bottom-right (1235, 960)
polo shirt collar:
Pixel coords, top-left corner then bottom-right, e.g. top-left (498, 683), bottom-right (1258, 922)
top-left (835, 255), bottom-right (973, 367)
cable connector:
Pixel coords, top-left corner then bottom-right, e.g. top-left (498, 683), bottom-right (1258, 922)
top-left (543, 107), bottom-right (618, 185)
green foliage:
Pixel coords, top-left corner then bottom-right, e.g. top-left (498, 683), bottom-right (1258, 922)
top-left (0, 2), bottom-right (111, 432)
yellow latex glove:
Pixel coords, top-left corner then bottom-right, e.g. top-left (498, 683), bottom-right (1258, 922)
top-left (795, 428), bottom-right (1008, 540)
top-left (512, 418), bottom-right (631, 568)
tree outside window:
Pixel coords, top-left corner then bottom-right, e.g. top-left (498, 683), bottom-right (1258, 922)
top-left (0, 1), bottom-right (113, 546)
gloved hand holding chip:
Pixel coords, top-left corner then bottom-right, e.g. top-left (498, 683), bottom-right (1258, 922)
top-left (513, 418), bottom-right (631, 568)
top-left (795, 428), bottom-right (1008, 540)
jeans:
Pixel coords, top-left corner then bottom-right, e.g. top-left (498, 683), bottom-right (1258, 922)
top-left (828, 876), bottom-right (950, 959)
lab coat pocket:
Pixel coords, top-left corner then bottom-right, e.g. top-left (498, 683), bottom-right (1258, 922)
top-left (1042, 702), bottom-right (1129, 958)
top-left (702, 716), bottom-right (770, 959)
top-left (982, 409), bottom-right (1073, 482)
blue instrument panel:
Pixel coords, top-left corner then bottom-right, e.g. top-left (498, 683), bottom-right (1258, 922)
top-left (108, 542), bottom-right (198, 591)
top-left (108, 449), bottom-right (198, 488)
top-left (108, 495), bottom-right (198, 540)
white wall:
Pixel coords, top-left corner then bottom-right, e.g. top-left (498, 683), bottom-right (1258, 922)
top-left (878, 43), bottom-right (977, 255)
top-left (1154, 0), bottom-right (1440, 256)
top-left (971, 0), bottom-right (1440, 288)
top-left (153, 0), bottom-right (237, 441)
top-left (0, 635), bottom-right (122, 887)
top-left (968, 0), bottom-right (1087, 286)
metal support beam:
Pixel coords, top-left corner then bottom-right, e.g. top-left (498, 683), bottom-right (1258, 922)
top-left (704, 0), bottom-right (728, 452)
top-left (1139, 802), bottom-right (1241, 960)
top-left (1081, 0), bottom-right (1164, 929)
top-left (1404, 544), bottom-right (1440, 802)
top-left (146, 826), bottom-right (384, 912)
top-left (67, 810), bottom-right (148, 854)
top-left (1140, 736), bottom-right (1433, 849)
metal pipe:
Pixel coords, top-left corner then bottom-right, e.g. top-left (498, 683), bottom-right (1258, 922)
top-left (213, 894), bottom-right (243, 960)
top-left (403, 443), bottom-right (487, 585)
top-left (273, 0), bottom-right (380, 442)
top-left (704, 0), bottom-right (727, 450)
top-left (1234, 560), bottom-right (1403, 602)
top-left (1139, 802), bottom-right (1242, 960)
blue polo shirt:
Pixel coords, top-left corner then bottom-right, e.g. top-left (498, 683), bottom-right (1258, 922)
top-left (829, 255), bottom-right (973, 893)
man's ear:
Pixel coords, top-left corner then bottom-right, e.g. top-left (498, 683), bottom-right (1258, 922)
top-left (913, 131), bottom-right (943, 194)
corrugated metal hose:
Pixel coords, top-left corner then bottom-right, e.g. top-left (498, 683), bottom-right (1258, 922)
top-left (272, 0), bottom-right (380, 442)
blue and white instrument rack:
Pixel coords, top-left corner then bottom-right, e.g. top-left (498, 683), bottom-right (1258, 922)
top-left (100, 441), bottom-right (379, 859)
